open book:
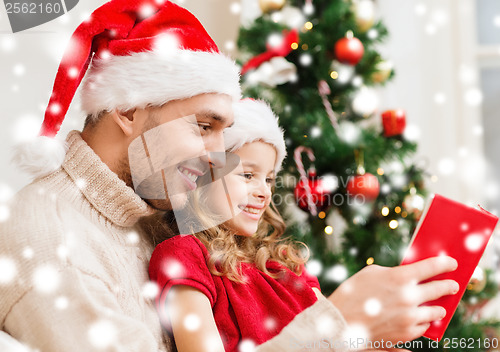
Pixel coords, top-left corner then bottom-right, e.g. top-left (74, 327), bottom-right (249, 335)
top-left (400, 194), bottom-right (499, 341)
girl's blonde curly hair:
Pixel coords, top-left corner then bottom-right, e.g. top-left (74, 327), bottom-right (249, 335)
top-left (142, 175), bottom-right (309, 283)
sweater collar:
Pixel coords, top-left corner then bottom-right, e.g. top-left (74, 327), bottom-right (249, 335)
top-left (62, 131), bottom-right (156, 227)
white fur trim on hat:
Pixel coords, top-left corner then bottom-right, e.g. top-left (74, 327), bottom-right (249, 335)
top-left (12, 136), bottom-right (67, 179)
top-left (225, 99), bottom-right (287, 172)
top-left (81, 50), bottom-right (241, 117)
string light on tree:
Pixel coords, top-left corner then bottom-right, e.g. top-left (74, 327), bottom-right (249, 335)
top-left (330, 60), bottom-right (355, 85)
top-left (389, 219), bottom-right (399, 229)
top-left (381, 206), bottom-right (389, 216)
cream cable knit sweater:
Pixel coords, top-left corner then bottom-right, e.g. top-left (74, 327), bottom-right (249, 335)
top-left (0, 131), bottom-right (347, 352)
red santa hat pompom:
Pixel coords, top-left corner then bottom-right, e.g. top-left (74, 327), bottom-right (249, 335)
top-left (225, 99), bottom-right (287, 172)
top-left (15, 0), bottom-right (241, 179)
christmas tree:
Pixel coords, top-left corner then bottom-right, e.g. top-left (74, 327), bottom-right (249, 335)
top-left (236, 0), bottom-right (499, 351)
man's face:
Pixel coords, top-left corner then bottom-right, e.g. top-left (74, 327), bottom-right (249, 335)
top-left (128, 93), bottom-right (234, 211)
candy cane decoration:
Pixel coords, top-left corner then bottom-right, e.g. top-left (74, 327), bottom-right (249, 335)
top-left (318, 80), bottom-right (340, 132)
top-left (294, 146), bottom-right (317, 216)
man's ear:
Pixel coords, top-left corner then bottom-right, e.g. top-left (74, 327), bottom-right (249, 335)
top-left (111, 108), bottom-right (149, 136)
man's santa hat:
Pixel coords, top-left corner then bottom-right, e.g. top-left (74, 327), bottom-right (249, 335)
top-left (14, 0), bottom-right (241, 178)
top-left (225, 99), bottom-right (286, 172)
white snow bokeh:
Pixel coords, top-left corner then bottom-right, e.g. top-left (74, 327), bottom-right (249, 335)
top-left (264, 317), bottom-right (277, 331)
top-left (464, 88), bottom-right (483, 106)
top-left (88, 320), bottom-right (118, 349)
top-left (364, 298), bottom-right (382, 316)
top-left (342, 323), bottom-right (369, 348)
top-left (57, 245), bottom-right (69, 260)
top-left (162, 259), bottom-right (184, 279)
top-left (183, 313), bottom-right (201, 331)
top-left (230, 2), bottom-right (241, 15)
top-left (33, 265), bottom-right (61, 294)
top-left (238, 339), bottom-right (256, 352)
top-left (315, 315), bottom-right (336, 335)
top-left (141, 281), bottom-right (160, 299)
top-left (306, 259), bottom-right (323, 277)
top-left (338, 121), bottom-right (361, 146)
top-left (437, 157), bottom-right (456, 176)
top-left (126, 231), bottom-right (140, 245)
top-left (55, 296), bottom-right (69, 310)
top-left (325, 264), bottom-right (348, 283)
top-left (465, 233), bottom-right (485, 252)
top-left (299, 53), bottom-right (313, 67)
top-left (75, 178), bottom-right (87, 190)
top-left (12, 115), bottom-right (41, 143)
top-left (0, 257), bottom-right (17, 284)
top-left (0, 205), bottom-right (10, 223)
top-left (22, 247), bottom-right (34, 259)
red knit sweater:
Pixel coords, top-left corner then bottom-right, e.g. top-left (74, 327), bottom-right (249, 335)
top-left (149, 235), bottom-right (320, 352)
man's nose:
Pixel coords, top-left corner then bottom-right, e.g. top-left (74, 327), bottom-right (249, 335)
top-left (207, 151), bottom-right (226, 169)
top-left (203, 133), bottom-right (226, 168)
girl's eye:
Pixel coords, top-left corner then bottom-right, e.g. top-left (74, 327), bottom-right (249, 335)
top-left (240, 173), bottom-right (253, 180)
top-left (266, 177), bottom-right (275, 184)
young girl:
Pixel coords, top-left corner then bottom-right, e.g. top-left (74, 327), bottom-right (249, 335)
top-left (148, 99), bottom-right (321, 352)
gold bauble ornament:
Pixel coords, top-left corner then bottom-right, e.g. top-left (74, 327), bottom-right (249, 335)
top-left (353, 0), bottom-right (375, 33)
top-left (372, 60), bottom-right (393, 83)
top-left (467, 267), bottom-right (487, 293)
top-left (403, 192), bottom-right (425, 220)
top-left (259, 0), bottom-right (286, 13)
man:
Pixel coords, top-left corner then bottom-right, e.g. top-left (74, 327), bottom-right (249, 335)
top-left (1, 0), bottom-right (458, 351)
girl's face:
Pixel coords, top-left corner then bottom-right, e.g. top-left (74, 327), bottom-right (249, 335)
top-left (208, 141), bottom-right (276, 237)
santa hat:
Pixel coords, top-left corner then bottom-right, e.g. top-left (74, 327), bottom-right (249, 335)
top-left (14, 0), bottom-right (241, 178)
top-left (225, 99), bottom-right (286, 172)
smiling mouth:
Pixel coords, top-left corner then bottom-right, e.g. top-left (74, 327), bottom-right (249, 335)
top-left (238, 205), bottom-right (263, 215)
top-left (178, 166), bottom-right (200, 183)
top-left (177, 166), bottom-right (204, 191)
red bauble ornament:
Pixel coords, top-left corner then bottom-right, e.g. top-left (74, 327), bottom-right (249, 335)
top-left (334, 35), bottom-right (364, 65)
top-left (294, 169), bottom-right (332, 212)
top-left (381, 109), bottom-right (406, 137)
top-left (346, 173), bottom-right (380, 201)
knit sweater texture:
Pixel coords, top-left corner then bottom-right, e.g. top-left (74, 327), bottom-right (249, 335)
top-left (0, 131), bottom-right (167, 352)
top-left (0, 131), bottom-right (347, 352)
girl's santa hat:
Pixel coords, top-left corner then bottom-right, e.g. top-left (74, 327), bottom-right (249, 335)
top-left (14, 0), bottom-right (241, 178)
top-left (225, 99), bottom-right (286, 172)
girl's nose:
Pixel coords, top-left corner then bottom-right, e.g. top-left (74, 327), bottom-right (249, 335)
top-left (253, 178), bottom-right (272, 200)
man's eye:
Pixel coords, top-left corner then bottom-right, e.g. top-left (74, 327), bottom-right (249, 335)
top-left (198, 124), bottom-right (211, 131)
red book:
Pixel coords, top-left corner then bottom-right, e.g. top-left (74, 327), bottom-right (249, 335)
top-left (400, 194), bottom-right (498, 341)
